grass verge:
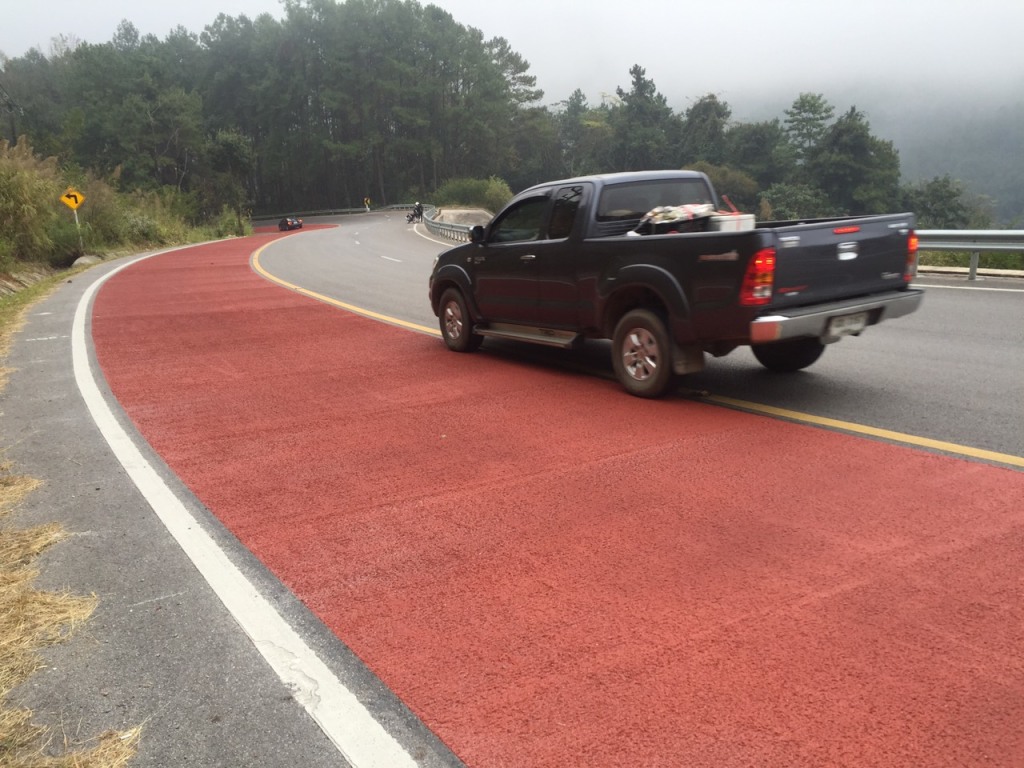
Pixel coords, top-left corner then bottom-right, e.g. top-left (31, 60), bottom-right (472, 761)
top-left (918, 250), bottom-right (1024, 271)
top-left (0, 264), bottom-right (141, 766)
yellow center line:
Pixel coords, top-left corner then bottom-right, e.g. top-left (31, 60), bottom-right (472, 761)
top-left (706, 394), bottom-right (1024, 469)
top-left (252, 242), bottom-right (1022, 470)
top-left (250, 242), bottom-right (440, 336)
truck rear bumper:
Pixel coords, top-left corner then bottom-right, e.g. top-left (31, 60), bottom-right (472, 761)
top-left (749, 289), bottom-right (924, 344)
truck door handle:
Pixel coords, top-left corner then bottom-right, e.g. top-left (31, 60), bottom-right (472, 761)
top-left (520, 254), bottom-right (536, 261)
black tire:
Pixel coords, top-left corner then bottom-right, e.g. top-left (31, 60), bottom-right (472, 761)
top-left (611, 309), bottom-right (675, 398)
top-left (751, 338), bottom-right (825, 372)
top-left (439, 288), bottom-right (482, 353)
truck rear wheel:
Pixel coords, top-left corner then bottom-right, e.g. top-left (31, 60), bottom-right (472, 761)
top-left (612, 309), bottom-right (674, 398)
top-left (439, 287), bottom-right (482, 352)
top-left (751, 338), bottom-right (825, 372)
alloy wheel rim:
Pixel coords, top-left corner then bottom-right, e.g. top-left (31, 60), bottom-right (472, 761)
top-left (444, 302), bottom-right (464, 340)
top-left (622, 328), bottom-right (658, 381)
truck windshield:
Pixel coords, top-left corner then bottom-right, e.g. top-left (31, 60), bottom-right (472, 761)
top-left (596, 179), bottom-right (714, 221)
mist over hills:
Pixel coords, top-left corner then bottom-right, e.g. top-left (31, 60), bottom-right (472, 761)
top-left (723, 83), bottom-right (1024, 226)
top-left (553, 61), bottom-right (1023, 226)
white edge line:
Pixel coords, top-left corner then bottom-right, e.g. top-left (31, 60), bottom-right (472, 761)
top-left (412, 224), bottom-right (457, 247)
top-left (72, 249), bottom-right (418, 768)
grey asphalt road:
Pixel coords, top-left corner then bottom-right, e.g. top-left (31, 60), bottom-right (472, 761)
top-left (2, 248), bottom-right (462, 768)
top-left (260, 216), bottom-right (1024, 463)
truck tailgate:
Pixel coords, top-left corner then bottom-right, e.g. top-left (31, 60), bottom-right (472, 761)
top-left (768, 214), bottom-right (915, 309)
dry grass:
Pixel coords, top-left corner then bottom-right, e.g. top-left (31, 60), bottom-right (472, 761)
top-left (0, 269), bottom-right (140, 766)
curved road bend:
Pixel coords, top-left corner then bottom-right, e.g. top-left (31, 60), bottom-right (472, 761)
top-left (256, 215), bottom-right (1024, 464)
top-left (5, 216), bottom-right (1024, 766)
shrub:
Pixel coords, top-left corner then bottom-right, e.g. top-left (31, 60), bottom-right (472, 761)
top-left (435, 176), bottom-right (513, 214)
top-left (45, 217), bottom-right (85, 268)
top-left (0, 138), bottom-right (62, 262)
top-left (204, 205), bottom-right (251, 239)
top-left (121, 210), bottom-right (164, 244)
top-left (918, 250), bottom-right (1024, 270)
top-left (77, 176), bottom-right (126, 247)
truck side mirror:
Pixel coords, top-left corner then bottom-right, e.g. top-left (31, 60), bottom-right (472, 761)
top-left (470, 225), bottom-right (486, 244)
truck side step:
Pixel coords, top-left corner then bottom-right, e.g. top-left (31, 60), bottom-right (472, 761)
top-left (474, 323), bottom-right (580, 349)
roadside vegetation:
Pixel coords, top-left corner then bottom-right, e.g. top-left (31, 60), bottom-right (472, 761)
top-left (0, 137), bottom-right (248, 275)
top-left (433, 176), bottom-right (513, 215)
top-left (916, 249), bottom-right (1023, 271)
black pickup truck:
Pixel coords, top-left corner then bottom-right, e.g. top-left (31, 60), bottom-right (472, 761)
top-left (428, 170), bottom-right (923, 397)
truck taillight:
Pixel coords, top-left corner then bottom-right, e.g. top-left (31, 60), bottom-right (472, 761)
top-left (905, 230), bottom-right (919, 282)
top-left (740, 248), bottom-right (776, 306)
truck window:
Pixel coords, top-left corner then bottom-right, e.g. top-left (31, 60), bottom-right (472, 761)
top-left (490, 197), bottom-right (548, 243)
top-left (547, 185), bottom-right (583, 240)
top-left (597, 179), bottom-right (713, 221)
top-left (594, 179), bottom-right (714, 236)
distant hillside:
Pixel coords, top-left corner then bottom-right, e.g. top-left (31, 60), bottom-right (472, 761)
top-left (731, 87), bottom-right (1024, 226)
top-left (875, 102), bottom-right (1024, 226)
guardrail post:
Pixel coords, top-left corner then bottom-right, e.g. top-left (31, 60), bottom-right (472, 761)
top-left (969, 251), bottom-right (980, 281)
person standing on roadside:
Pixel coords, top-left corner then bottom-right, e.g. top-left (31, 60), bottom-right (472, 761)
top-left (363, 196), bottom-right (371, 212)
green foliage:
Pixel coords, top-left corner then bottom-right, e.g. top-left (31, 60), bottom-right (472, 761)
top-left (204, 205), bottom-right (251, 239)
top-left (120, 210), bottom-right (165, 243)
top-left (901, 175), bottom-right (991, 228)
top-left (725, 119), bottom-right (796, 190)
top-left (0, 135), bottom-right (234, 267)
top-left (76, 178), bottom-right (120, 242)
top-left (44, 216), bottom-right (85, 268)
top-left (0, 138), bottom-right (63, 265)
top-left (759, 182), bottom-right (834, 221)
top-left (435, 177), bottom-right (513, 212)
top-left (553, 90), bottom-right (612, 178)
top-left (606, 65), bottom-right (681, 170)
top-left (806, 108), bottom-right (900, 215)
top-left (784, 93), bottom-right (835, 167)
top-left (1, 0), bottom-right (1015, 236)
top-left (679, 93), bottom-right (730, 166)
top-left (690, 162), bottom-right (758, 213)
top-left (918, 250), bottom-right (1023, 270)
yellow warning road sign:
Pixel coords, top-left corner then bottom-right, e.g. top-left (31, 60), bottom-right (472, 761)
top-left (61, 187), bottom-right (85, 210)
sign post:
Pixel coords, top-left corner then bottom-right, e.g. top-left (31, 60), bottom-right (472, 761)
top-left (60, 187), bottom-right (86, 252)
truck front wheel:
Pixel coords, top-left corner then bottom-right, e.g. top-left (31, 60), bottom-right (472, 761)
top-left (439, 288), bottom-right (482, 352)
top-left (612, 309), bottom-right (675, 398)
top-left (751, 338), bottom-right (825, 372)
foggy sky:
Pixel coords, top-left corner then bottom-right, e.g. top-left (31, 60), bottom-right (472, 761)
top-left (3, 0), bottom-right (1023, 116)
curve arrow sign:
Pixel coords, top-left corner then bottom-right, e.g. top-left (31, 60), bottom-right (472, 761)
top-left (61, 187), bottom-right (85, 210)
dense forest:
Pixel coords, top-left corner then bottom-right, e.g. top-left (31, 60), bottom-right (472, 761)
top-left (0, 0), bottom-right (1010, 260)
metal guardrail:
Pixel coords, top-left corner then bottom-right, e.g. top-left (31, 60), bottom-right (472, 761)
top-left (396, 205), bottom-right (472, 241)
top-left (917, 230), bottom-right (1024, 281)
top-left (916, 230), bottom-right (1024, 251)
top-left (422, 209), bottom-right (474, 243)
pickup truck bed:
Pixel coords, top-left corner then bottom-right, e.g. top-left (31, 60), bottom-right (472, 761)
top-left (429, 170), bottom-right (923, 397)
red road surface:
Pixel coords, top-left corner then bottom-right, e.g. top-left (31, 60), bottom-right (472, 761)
top-left (92, 237), bottom-right (1024, 767)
